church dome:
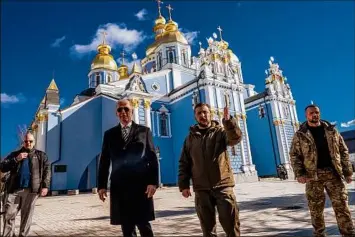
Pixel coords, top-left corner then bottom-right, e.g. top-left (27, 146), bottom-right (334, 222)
top-left (228, 49), bottom-right (239, 63)
top-left (146, 4), bottom-right (188, 56)
top-left (91, 44), bottom-right (118, 71)
top-left (155, 15), bottom-right (166, 25)
top-left (146, 20), bottom-right (188, 56)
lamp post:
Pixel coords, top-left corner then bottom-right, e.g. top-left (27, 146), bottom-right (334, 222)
top-left (156, 146), bottom-right (163, 188)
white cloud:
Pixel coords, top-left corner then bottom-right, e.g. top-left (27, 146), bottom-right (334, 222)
top-left (341, 119), bottom-right (355, 128)
top-left (116, 53), bottom-right (142, 72)
top-left (71, 23), bottom-right (146, 56)
top-left (179, 28), bottom-right (200, 45)
top-left (331, 121), bottom-right (337, 125)
top-left (1, 93), bottom-right (25, 105)
top-left (135, 9), bottom-right (148, 21)
top-left (51, 36), bottom-right (66, 48)
top-left (60, 98), bottom-right (65, 105)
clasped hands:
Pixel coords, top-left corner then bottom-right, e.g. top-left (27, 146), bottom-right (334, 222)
top-left (98, 184), bottom-right (157, 202)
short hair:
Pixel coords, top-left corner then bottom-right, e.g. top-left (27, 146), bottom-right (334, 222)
top-left (194, 103), bottom-right (211, 112)
top-left (117, 99), bottom-right (133, 107)
top-left (305, 104), bottom-right (319, 111)
top-left (23, 131), bottom-right (35, 140)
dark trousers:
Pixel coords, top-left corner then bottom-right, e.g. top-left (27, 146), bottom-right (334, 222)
top-left (306, 169), bottom-right (354, 237)
top-left (195, 187), bottom-right (240, 237)
top-left (121, 222), bottom-right (154, 237)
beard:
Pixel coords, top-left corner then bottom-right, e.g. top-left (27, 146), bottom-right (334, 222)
top-left (198, 123), bottom-right (208, 128)
top-left (308, 117), bottom-right (320, 124)
top-left (198, 121), bottom-right (211, 128)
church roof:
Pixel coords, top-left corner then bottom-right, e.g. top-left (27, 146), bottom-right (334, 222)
top-left (78, 88), bottom-right (96, 97)
top-left (244, 91), bottom-right (267, 104)
top-left (341, 130), bottom-right (355, 141)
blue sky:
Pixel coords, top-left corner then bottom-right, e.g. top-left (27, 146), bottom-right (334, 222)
top-left (1, 1), bottom-right (354, 156)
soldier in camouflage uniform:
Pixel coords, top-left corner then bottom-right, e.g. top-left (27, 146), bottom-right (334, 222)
top-left (289, 104), bottom-right (354, 237)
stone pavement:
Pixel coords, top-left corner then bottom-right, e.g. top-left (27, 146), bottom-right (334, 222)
top-left (8, 180), bottom-right (355, 236)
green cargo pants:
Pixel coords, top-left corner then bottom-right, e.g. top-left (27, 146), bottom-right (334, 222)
top-left (195, 187), bottom-right (240, 237)
top-left (306, 169), bottom-right (354, 237)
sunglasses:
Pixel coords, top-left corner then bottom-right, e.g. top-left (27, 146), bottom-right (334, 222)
top-left (24, 140), bottom-right (34, 143)
top-left (117, 107), bottom-right (130, 113)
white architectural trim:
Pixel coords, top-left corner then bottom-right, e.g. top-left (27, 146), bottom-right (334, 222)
top-left (242, 119), bottom-right (253, 165)
top-left (156, 112), bottom-right (160, 136)
top-left (141, 69), bottom-right (170, 80)
top-left (165, 73), bottom-right (171, 93)
top-left (167, 113), bottom-right (172, 138)
top-left (169, 90), bottom-right (194, 105)
top-left (145, 106), bottom-right (151, 129)
top-left (156, 105), bottom-right (171, 138)
top-left (134, 107), bottom-right (139, 124)
top-left (151, 111), bottom-right (156, 136)
top-left (61, 96), bottom-right (98, 115)
top-left (245, 101), bottom-right (271, 112)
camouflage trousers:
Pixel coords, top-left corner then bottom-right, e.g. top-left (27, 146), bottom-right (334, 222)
top-left (194, 187), bottom-right (240, 237)
top-left (306, 169), bottom-right (354, 237)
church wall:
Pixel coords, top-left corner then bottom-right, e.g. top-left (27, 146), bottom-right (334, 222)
top-left (169, 92), bottom-right (196, 185)
top-left (144, 74), bottom-right (169, 94)
top-left (246, 103), bottom-right (280, 176)
top-left (102, 96), bottom-right (119, 137)
top-left (52, 97), bottom-right (103, 190)
top-left (46, 112), bottom-right (60, 165)
top-left (178, 70), bottom-right (196, 86)
top-left (150, 102), bottom-right (176, 184)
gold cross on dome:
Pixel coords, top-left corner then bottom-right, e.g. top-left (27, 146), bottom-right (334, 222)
top-left (156, 0), bottom-right (163, 16)
top-left (100, 31), bottom-right (108, 44)
top-left (120, 51), bottom-right (126, 64)
top-left (166, 4), bottom-right (173, 20)
top-left (217, 26), bottom-right (223, 41)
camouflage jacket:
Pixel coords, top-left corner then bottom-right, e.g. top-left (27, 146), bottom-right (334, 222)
top-left (178, 117), bottom-right (242, 191)
top-left (289, 120), bottom-right (353, 180)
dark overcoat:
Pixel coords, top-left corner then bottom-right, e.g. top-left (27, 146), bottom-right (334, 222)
top-left (98, 122), bottom-right (159, 225)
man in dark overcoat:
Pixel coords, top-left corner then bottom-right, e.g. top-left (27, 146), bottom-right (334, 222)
top-left (98, 99), bottom-right (159, 237)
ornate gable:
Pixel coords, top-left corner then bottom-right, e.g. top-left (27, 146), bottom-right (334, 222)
top-left (125, 74), bottom-right (148, 93)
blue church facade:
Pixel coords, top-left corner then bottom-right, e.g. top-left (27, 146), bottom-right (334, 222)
top-left (28, 3), bottom-right (299, 191)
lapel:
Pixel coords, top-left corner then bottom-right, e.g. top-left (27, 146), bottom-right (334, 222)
top-left (125, 121), bottom-right (138, 145)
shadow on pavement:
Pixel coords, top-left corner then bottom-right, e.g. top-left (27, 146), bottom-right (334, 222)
top-left (73, 216), bottom-right (110, 221)
top-left (156, 207), bottom-right (195, 218)
top-left (65, 189), bottom-right (353, 236)
top-left (239, 189), bottom-right (354, 212)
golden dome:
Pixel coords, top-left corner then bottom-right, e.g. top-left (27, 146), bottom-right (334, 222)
top-left (118, 65), bottom-right (129, 80)
top-left (91, 44), bottom-right (118, 71)
top-left (227, 49), bottom-right (239, 63)
top-left (146, 4), bottom-right (188, 56)
top-left (218, 40), bottom-right (229, 50)
top-left (165, 19), bottom-right (178, 32)
top-left (155, 15), bottom-right (166, 25)
top-left (146, 26), bottom-right (188, 56)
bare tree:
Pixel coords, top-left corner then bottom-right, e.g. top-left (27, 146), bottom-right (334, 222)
top-left (16, 124), bottom-right (28, 149)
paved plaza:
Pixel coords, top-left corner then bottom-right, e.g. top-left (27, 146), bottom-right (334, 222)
top-left (8, 180), bottom-right (355, 236)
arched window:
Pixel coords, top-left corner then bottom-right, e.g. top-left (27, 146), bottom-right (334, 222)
top-left (192, 91), bottom-right (199, 107)
top-left (160, 113), bottom-right (168, 136)
top-left (182, 49), bottom-right (187, 66)
top-left (107, 74), bottom-right (112, 83)
top-left (169, 51), bottom-right (174, 63)
top-left (259, 104), bottom-right (265, 119)
top-left (224, 93), bottom-right (231, 107)
top-left (157, 52), bottom-right (162, 70)
top-left (95, 73), bottom-right (100, 86)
